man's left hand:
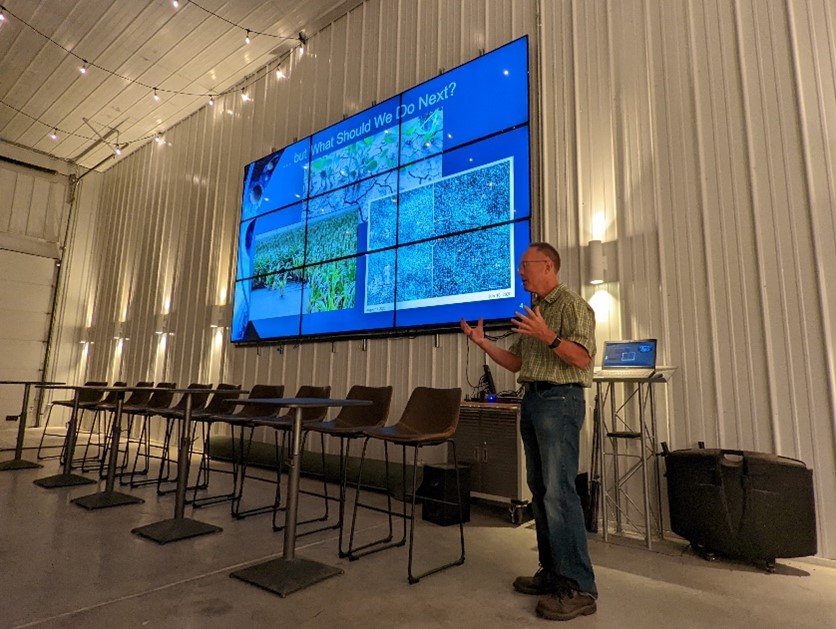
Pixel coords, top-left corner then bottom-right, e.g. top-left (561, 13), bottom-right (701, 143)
top-left (512, 305), bottom-right (553, 344)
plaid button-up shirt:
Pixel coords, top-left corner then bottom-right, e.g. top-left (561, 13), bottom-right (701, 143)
top-left (509, 283), bottom-right (596, 388)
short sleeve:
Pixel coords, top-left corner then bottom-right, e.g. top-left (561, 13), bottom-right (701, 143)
top-left (560, 300), bottom-right (596, 359)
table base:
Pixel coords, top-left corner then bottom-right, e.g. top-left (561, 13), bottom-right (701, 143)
top-left (230, 557), bottom-right (343, 597)
top-left (72, 491), bottom-right (144, 510)
top-left (33, 473), bottom-right (96, 488)
top-left (132, 518), bottom-right (222, 544)
top-left (0, 459), bottom-right (42, 471)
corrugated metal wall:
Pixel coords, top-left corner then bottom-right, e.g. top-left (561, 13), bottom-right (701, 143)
top-left (50, 0), bottom-right (835, 557)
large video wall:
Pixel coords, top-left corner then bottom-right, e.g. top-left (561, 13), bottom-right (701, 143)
top-left (232, 37), bottom-right (531, 343)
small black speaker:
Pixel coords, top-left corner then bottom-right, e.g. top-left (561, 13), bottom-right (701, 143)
top-left (418, 463), bottom-right (471, 526)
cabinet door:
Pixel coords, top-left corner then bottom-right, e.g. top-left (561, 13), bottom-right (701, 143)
top-left (451, 407), bottom-right (483, 492)
top-left (480, 408), bottom-right (524, 501)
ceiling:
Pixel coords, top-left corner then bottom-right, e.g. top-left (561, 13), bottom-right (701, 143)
top-left (0, 0), bottom-right (358, 171)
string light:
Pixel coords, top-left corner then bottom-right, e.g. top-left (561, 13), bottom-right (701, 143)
top-left (0, 3), bottom-right (310, 153)
top-left (114, 145), bottom-right (122, 156)
top-left (245, 29), bottom-right (251, 45)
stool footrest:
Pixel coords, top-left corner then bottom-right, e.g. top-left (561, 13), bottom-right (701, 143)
top-left (607, 431), bottom-right (641, 439)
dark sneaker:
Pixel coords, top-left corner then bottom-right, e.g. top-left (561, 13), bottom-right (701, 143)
top-left (513, 567), bottom-right (559, 595)
top-left (536, 588), bottom-right (597, 621)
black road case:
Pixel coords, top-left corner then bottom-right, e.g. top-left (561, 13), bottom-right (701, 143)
top-left (665, 448), bottom-right (816, 567)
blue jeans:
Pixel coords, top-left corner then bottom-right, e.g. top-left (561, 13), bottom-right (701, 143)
top-left (520, 385), bottom-right (596, 594)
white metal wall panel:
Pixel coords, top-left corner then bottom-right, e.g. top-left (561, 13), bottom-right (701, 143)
top-left (0, 249), bottom-right (55, 420)
top-left (50, 0), bottom-right (835, 556)
top-left (0, 161), bottom-right (68, 254)
top-left (789, 0), bottom-right (836, 560)
top-left (536, 0), bottom-right (835, 554)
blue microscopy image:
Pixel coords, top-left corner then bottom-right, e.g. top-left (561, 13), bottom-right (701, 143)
top-left (396, 158), bottom-right (512, 245)
top-left (396, 224), bottom-right (512, 304)
top-left (398, 186), bottom-right (435, 242)
top-left (366, 195), bottom-right (398, 251)
top-left (434, 159), bottom-right (511, 234)
top-left (396, 241), bottom-right (435, 302)
top-left (365, 249), bottom-right (396, 308)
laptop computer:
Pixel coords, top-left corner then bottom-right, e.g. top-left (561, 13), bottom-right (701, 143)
top-left (594, 339), bottom-right (658, 380)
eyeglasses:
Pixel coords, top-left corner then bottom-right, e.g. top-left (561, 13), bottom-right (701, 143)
top-left (518, 259), bottom-right (550, 271)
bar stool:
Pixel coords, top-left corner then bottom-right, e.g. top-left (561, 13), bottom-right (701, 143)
top-left (96, 381), bottom-right (155, 475)
top-left (194, 384), bottom-right (285, 510)
top-left (185, 384), bottom-right (242, 498)
top-left (153, 383), bottom-right (213, 494)
top-left (236, 385), bottom-right (331, 522)
top-left (77, 381), bottom-right (129, 473)
top-left (36, 381), bottom-right (108, 461)
top-left (347, 386), bottom-right (464, 583)
top-left (304, 385), bottom-right (393, 554)
top-left (119, 383), bottom-right (177, 487)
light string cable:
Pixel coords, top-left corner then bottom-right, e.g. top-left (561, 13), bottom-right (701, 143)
top-left (0, 2), bottom-right (304, 149)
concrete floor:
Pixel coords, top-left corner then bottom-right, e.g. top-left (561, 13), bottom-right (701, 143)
top-left (2, 424), bottom-right (836, 629)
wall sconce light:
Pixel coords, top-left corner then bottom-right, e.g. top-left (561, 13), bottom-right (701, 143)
top-left (154, 314), bottom-right (169, 335)
top-left (588, 240), bottom-right (604, 285)
top-left (113, 321), bottom-right (130, 341)
top-left (209, 304), bottom-right (229, 329)
top-left (78, 325), bottom-right (93, 345)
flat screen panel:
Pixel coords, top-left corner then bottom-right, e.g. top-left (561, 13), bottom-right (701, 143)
top-left (241, 138), bottom-right (310, 219)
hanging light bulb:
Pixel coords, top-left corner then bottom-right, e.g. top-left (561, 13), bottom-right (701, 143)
top-left (275, 67), bottom-right (286, 80)
top-left (153, 88), bottom-right (160, 102)
top-left (172, 0), bottom-right (180, 8)
top-left (114, 145), bottom-right (122, 156)
top-left (241, 88), bottom-right (250, 102)
top-left (155, 132), bottom-right (164, 144)
top-left (245, 29), bottom-right (251, 45)
top-left (80, 60), bottom-right (88, 74)
top-left (49, 129), bottom-right (58, 141)
top-left (0, 9), bottom-right (6, 24)
top-left (208, 95), bottom-right (215, 106)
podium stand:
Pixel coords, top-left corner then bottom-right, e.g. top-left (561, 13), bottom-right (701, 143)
top-left (595, 369), bottom-right (675, 549)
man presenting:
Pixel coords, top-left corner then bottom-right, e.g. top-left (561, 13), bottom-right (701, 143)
top-left (461, 242), bottom-right (597, 621)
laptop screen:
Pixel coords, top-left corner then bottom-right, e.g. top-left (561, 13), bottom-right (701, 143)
top-left (601, 339), bottom-right (657, 369)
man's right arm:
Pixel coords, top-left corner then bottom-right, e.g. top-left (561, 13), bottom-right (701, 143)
top-left (460, 318), bottom-right (522, 373)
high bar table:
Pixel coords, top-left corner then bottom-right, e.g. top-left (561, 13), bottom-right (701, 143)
top-left (229, 397), bottom-right (371, 597)
top-left (132, 386), bottom-right (248, 544)
top-left (32, 384), bottom-right (97, 488)
top-left (71, 386), bottom-right (149, 510)
top-left (0, 380), bottom-right (64, 471)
